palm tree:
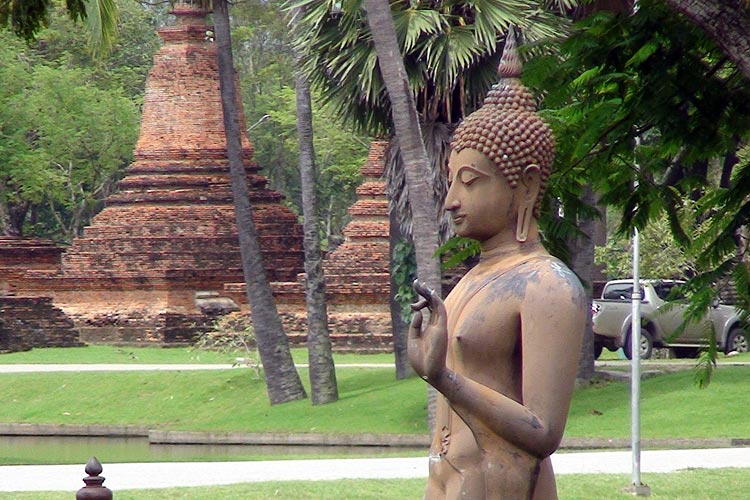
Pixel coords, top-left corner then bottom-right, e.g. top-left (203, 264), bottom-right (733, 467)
top-left (291, 6), bottom-right (339, 405)
top-left (362, 0), bottom-right (443, 297)
top-left (213, 0), bottom-right (307, 404)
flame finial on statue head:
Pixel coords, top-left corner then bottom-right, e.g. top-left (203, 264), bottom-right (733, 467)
top-left (449, 27), bottom-right (554, 217)
top-left (498, 26), bottom-right (522, 79)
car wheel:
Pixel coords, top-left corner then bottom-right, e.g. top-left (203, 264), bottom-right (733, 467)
top-left (594, 342), bottom-right (603, 360)
top-left (624, 329), bottom-right (653, 360)
top-left (726, 328), bottom-right (749, 354)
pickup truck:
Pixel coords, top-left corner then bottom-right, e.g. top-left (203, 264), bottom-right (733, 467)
top-left (591, 279), bottom-right (749, 359)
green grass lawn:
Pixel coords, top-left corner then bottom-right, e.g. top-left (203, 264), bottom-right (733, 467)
top-left (1, 469), bottom-right (749, 499)
top-left (0, 368), bottom-right (427, 434)
top-left (3, 344), bottom-right (745, 365)
top-left (568, 364), bottom-right (750, 439)
top-left (1, 350), bottom-right (749, 440)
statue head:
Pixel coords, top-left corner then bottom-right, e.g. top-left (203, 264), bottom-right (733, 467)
top-left (448, 29), bottom-right (554, 242)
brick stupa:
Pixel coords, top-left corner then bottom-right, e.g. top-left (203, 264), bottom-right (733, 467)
top-left (20, 3), bottom-right (304, 344)
top-left (228, 141), bottom-right (393, 349)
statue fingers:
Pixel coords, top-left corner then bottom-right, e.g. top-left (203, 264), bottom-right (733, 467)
top-left (410, 297), bottom-right (428, 311)
top-left (412, 279), bottom-right (435, 304)
top-left (409, 310), bottom-right (424, 338)
top-left (427, 289), bottom-right (448, 326)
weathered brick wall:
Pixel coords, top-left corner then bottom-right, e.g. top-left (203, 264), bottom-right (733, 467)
top-left (0, 238), bottom-right (63, 295)
top-left (0, 238), bottom-right (82, 352)
top-left (0, 296), bottom-right (82, 352)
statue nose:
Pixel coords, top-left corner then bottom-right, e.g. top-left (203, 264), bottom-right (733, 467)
top-left (444, 195), bottom-right (460, 212)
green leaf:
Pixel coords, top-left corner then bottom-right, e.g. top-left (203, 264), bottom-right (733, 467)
top-left (392, 8), bottom-right (444, 53)
top-left (625, 40), bottom-right (659, 68)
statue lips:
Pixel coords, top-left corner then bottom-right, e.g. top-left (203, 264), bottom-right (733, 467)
top-left (451, 214), bottom-right (466, 226)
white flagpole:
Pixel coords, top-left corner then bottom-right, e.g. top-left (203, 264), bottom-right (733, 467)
top-left (629, 134), bottom-right (650, 496)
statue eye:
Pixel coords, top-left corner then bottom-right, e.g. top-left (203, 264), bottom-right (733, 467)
top-left (459, 169), bottom-right (481, 185)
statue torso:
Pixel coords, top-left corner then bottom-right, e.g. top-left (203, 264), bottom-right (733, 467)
top-left (428, 249), bottom-right (563, 499)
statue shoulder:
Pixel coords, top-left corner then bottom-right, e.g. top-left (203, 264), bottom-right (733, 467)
top-left (521, 256), bottom-right (586, 302)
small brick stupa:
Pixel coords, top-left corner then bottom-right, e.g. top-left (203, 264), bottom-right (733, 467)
top-left (20, 3), bottom-right (304, 344)
top-left (230, 141), bottom-right (393, 349)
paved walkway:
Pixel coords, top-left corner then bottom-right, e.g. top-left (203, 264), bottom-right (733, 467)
top-left (2, 447), bottom-right (750, 491)
top-left (1, 359), bottom-right (747, 374)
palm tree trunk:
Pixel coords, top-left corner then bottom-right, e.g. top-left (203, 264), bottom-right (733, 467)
top-left (293, 8), bottom-right (338, 405)
top-left (213, 0), bottom-right (306, 405)
top-left (364, 0), bottom-right (442, 434)
top-left (661, 0), bottom-right (750, 80)
top-left (362, 0), bottom-right (442, 296)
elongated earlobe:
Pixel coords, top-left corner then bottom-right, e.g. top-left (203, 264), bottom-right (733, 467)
top-left (516, 202), bottom-right (532, 242)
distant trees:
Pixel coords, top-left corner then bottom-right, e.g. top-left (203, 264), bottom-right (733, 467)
top-left (0, 31), bottom-right (139, 241)
top-left (595, 209), bottom-right (699, 280)
top-left (0, 0), bottom-right (164, 241)
top-left (230, 0), bottom-right (368, 249)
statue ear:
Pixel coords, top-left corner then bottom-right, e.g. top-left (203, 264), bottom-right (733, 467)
top-left (516, 164), bottom-right (541, 243)
top-left (520, 164), bottom-right (541, 200)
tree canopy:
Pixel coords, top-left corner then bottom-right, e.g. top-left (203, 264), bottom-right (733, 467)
top-left (0, 0), bottom-right (119, 57)
top-left (523, 0), bottom-right (750, 382)
top-left (291, 0), bottom-right (573, 136)
top-left (0, 27), bottom-right (140, 241)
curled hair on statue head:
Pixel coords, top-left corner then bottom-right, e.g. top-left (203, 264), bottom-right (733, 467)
top-left (450, 28), bottom-right (554, 218)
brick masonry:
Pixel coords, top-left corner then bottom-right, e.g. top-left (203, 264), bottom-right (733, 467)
top-left (0, 237), bottom-right (63, 295)
top-left (0, 238), bottom-right (83, 351)
top-left (226, 141), bottom-right (393, 350)
top-left (0, 296), bottom-right (83, 352)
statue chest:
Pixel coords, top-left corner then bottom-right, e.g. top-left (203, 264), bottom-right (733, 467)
top-left (444, 278), bottom-right (523, 388)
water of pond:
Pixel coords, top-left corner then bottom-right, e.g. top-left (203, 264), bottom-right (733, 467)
top-left (0, 435), bottom-right (421, 466)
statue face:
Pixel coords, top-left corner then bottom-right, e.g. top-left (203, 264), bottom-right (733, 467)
top-left (444, 148), bottom-right (517, 244)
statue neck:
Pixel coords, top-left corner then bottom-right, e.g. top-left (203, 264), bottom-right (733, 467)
top-left (478, 220), bottom-right (541, 257)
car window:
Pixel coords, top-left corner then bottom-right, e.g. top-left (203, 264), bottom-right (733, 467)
top-left (653, 283), bottom-right (685, 301)
top-left (603, 283), bottom-right (645, 301)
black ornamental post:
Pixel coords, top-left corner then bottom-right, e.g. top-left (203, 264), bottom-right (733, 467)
top-left (76, 457), bottom-right (113, 500)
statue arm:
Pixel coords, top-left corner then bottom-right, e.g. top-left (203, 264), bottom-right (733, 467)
top-left (428, 271), bottom-right (586, 459)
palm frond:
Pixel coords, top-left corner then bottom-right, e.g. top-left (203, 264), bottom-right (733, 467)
top-left (392, 7), bottom-right (445, 53)
top-left (466, 0), bottom-right (526, 50)
top-left (83, 0), bottom-right (118, 59)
